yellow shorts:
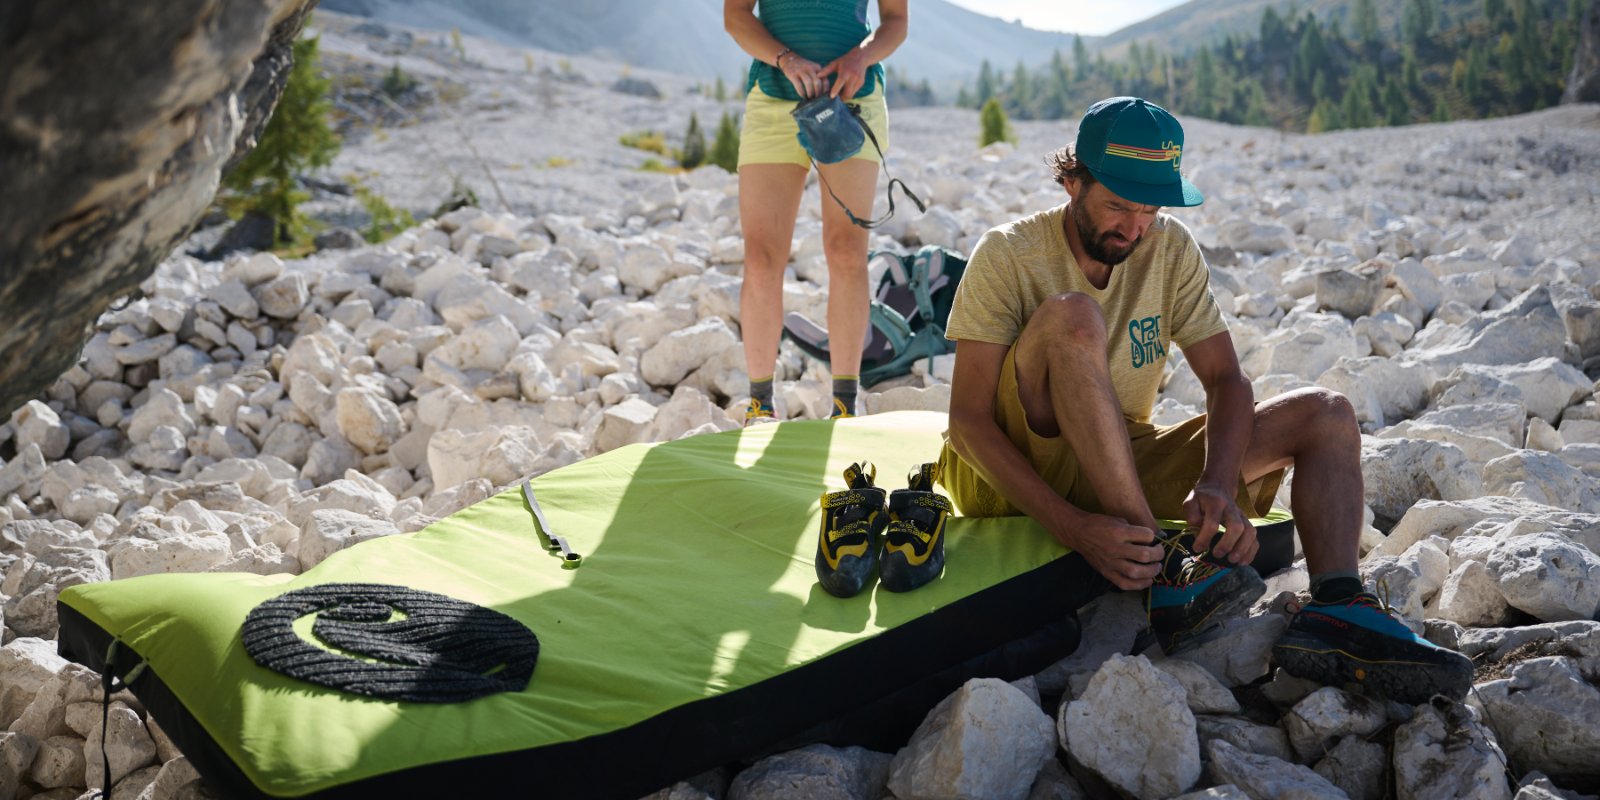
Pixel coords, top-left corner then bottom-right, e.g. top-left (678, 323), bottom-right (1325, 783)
top-left (737, 84), bottom-right (889, 168)
top-left (937, 345), bottom-right (1284, 520)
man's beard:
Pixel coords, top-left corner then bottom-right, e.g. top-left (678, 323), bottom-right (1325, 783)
top-left (1071, 201), bottom-right (1140, 266)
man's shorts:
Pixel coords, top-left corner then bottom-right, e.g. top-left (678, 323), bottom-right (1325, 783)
top-left (737, 84), bottom-right (889, 169)
top-left (937, 344), bottom-right (1285, 521)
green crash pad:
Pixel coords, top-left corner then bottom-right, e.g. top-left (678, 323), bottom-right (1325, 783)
top-left (58, 410), bottom-right (1103, 799)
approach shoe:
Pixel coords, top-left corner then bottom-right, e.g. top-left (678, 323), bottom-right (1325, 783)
top-left (1272, 590), bottom-right (1474, 705)
top-left (815, 462), bottom-right (888, 598)
top-left (1148, 533), bottom-right (1266, 652)
top-left (744, 397), bottom-right (777, 426)
top-left (880, 463), bottom-right (952, 593)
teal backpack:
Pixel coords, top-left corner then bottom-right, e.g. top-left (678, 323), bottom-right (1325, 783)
top-left (783, 245), bottom-right (968, 387)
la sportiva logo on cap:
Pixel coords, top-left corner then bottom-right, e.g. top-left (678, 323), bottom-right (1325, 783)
top-left (1104, 140), bottom-right (1183, 171)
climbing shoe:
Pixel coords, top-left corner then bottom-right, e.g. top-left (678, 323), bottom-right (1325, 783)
top-left (815, 462), bottom-right (887, 598)
top-left (744, 397), bottom-right (777, 426)
top-left (880, 463), bottom-right (951, 593)
top-left (1272, 590), bottom-right (1474, 705)
top-left (830, 397), bottom-right (855, 419)
top-left (1148, 532), bottom-right (1266, 652)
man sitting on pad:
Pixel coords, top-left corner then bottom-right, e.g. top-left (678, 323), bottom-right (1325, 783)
top-left (937, 96), bottom-right (1472, 704)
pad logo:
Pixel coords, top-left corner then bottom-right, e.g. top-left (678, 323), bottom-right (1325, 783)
top-left (1129, 315), bottom-right (1166, 369)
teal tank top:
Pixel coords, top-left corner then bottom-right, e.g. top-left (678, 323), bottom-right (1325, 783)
top-left (745, 0), bottom-right (885, 101)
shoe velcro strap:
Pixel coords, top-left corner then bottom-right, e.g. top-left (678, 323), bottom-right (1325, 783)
top-left (914, 494), bottom-right (952, 512)
top-left (822, 488), bottom-right (886, 509)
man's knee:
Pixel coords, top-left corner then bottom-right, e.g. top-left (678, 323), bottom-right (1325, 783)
top-left (1280, 387), bottom-right (1360, 441)
top-left (1024, 292), bottom-right (1105, 347)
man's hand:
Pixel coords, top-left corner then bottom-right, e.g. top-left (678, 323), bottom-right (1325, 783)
top-left (1184, 483), bottom-right (1257, 565)
top-left (1053, 514), bottom-right (1165, 591)
top-left (820, 47), bottom-right (871, 98)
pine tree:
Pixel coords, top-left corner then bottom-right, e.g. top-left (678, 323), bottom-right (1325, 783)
top-left (1193, 47), bottom-right (1219, 119)
top-left (979, 97), bottom-right (1015, 147)
top-left (1010, 60), bottom-right (1033, 118)
top-left (1073, 35), bottom-right (1091, 80)
top-left (680, 112), bottom-right (706, 169)
top-left (715, 76), bottom-right (727, 102)
top-left (1355, 0), bottom-right (1381, 46)
top-left (1383, 77), bottom-right (1410, 125)
top-left (976, 60), bottom-right (997, 107)
top-left (708, 111), bottom-right (740, 173)
top-left (223, 35), bottom-right (340, 245)
top-left (1307, 98), bottom-right (1342, 132)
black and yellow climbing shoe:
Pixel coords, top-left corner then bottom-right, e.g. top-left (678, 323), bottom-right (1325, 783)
top-left (880, 463), bottom-right (951, 593)
top-left (815, 462), bottom-right (887, 598)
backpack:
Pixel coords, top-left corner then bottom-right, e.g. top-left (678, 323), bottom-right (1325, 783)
top-left (782, 244), bottom-right (968, 387)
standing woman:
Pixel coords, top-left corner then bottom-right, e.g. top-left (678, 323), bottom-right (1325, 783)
top-left (724, 0), bottom-right (909, 424)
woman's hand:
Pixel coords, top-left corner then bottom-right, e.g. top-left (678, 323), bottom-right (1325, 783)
top-left (820, 47), bottom-right (872, 98)
top-left (779, 52), bottom-right (826, 98)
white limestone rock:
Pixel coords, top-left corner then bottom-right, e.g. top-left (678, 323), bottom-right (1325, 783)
top-left (1483, 450), bottom-right (1600, 510)
top-left (1360, 437), bottom-right (1483, 528)
top-left (83, 701), bottom-right (157, 790)
top-left (1061, 654), bottom-right (1199, 800)
top-left (1203, 738), bottom-right (1349, 800)
top-left (1375, 496), bottom-right (1600, 560)
top-left (108, 531), bottom-right (231, 579)
top-left (1312, 736), bottom-right (1386, 800)
top-left (30, 734), bottom-right (86, 789)
top-left (889, 678), bottom-right (1054, 800)
top-left (1471, 656), bottom-right (1600, 781)
top-left (730, 743), bottom-right (890, 800)
top-left (298, 509), bottom-right (401, 571)
top-left (1316, 357), bottom-right (1430, 430)
top-left (427, 426), bottom-right (544, 491)
top-left (594, 397), bottom-right (659, 454)
top-left (1484, 532), bottom-right (1600, 622)
top-left (0, 731), bottom-right (41, 799)
top-left (1169, 612), bottom-right (1290, 687)
top-left (1194, 714), bottom-right (1295, 764)
top-left (1433, 559), bottom-right (1514, 627)
top-left (1393, 700), bottom-right (1511, 800)
top-left (1033, 591), bottom-right (1147, 697)
top-left (1401, 288), bottom-right (1570, 371)
top-left (126, 387), bottom-right (195, 444)
top-left (254, 272), bottom-right (310, 318)
top-left (334, 388), bottom-right (406, 455)
top-left (12, 401), bottom-right (71, 461)
top-left (640, 317), bottom-right (739, 387)
top-left (1025, 757), bottom-right (1088, 800)
top-left (1282, 687), bottom-right (1388, 762)
top-left (1154, 657), bottom-right (1241, 715)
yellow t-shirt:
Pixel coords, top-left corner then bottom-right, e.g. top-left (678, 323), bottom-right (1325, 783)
top-left (945, 204), bottom-right (1227, 424)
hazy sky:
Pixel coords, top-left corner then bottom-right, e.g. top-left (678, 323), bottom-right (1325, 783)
top-left (943, 0), bottom-right (1192, 36)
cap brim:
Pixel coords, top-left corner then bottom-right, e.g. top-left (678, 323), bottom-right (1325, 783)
top-left (1089, 168), bottom-right (1204, 208)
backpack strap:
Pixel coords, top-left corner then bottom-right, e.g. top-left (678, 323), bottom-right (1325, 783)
top-left (810, 104), bottom-right (926, 230)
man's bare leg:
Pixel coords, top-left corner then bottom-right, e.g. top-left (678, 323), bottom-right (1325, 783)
top-left (1240, 387), bottom-right (1362, 576)
top-left (1014, 292), bottom-right (1161, 533)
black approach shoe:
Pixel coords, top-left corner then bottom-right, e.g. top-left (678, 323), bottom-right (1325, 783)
top-left (1273, 590), bottom-right (1474, 705)
top-left (879, 463), bottom-right (952, 593)
top-left (1148, 534), bottom-right (1266, 652)
top-left (815, 462), bottom-right (888, 598)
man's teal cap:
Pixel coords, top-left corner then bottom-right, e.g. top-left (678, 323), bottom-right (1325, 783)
top-left (1075, 96), bottom-right (1203, 208)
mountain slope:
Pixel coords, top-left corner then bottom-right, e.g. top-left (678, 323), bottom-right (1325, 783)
top-left (317, 0), bottom-right (1089, 87)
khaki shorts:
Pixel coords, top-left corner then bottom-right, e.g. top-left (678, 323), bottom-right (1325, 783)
top-left (938, 345), bottom-right (1283, 521)
top-left (737, 84), bottom-right (889, 168)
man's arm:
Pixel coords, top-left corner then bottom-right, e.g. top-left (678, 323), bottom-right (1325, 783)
top-left (947, 339), bottom-right (1163, 590)
top-left (1181, 330), bottom-right (1259, 564)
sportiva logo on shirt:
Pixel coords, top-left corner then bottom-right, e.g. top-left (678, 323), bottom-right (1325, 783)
top-left (1129, 315), bottom-right (1166, 368)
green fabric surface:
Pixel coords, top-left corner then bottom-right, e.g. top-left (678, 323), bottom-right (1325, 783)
top-left (59, 411), bottom-right (1066, 797)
